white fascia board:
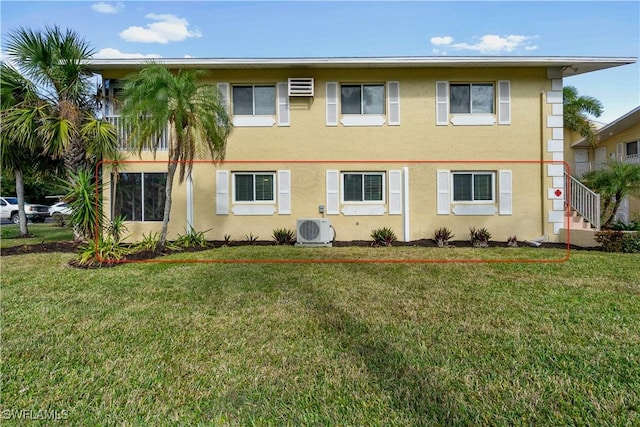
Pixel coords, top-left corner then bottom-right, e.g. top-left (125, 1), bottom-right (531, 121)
top-left (85, 56), bottom-right (637, 76)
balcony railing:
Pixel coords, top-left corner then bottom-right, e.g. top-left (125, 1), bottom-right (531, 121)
top-left (565, 172), bottom-right (601, 230)
top-left (106, 115), bottom-right (169, 151)
top-left (569, 154), bottom-right (639, 178)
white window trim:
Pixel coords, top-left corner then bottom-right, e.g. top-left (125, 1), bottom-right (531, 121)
top-left (116, 172), bottom-right (167, 222)
top-left (449, 82), bottom-right (495, 115)
top-left (437, 80), bottom-right (509, 127)
top-left (451, 172), bottom-right (496, 204)
top-left (232, 172), bottom-right (277, 205)
top-left (341, 172), bottom-right (386, 204)
top-left (334, 82), bottom-right (397, 127)
top-left (231, 84), bottom-right (277, 127)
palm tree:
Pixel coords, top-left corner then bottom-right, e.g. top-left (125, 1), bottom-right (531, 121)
top-left (0, 63), bottom-right (41, 237)
top-left (563, 85), bottom-right (604, 146)
top-left (4, 26), bottom-right (117, 175)
top-left (582, 160), bottom-right (640, 227)
top-left (119, 64), bottom-right (232, 246)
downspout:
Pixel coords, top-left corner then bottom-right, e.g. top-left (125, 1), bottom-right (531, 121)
top-left (540, 90), bottom-right (547, 237)
top-left (403, 167), bottom-right (410, 242)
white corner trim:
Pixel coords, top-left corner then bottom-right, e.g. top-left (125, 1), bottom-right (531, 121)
top-left (341, 115), bottom-right (385, 126)
top-left (450, 115), bottom-right (496, 126)
top-left (233, 116), bottom-right (276, 127)
top-left (341, 205), bottom-right (386, 216)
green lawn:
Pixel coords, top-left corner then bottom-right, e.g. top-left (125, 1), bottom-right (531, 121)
top-left (1, 246), bottom-right (638, 425)
top-left (0, 223), bottom-right (74, 248)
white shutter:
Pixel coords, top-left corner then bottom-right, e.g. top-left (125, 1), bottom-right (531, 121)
top-left (326, 82), bottom-right (338, 126)
top-left (217, 83), bottom-right (230, 114)
top-left (326, 170), bottom-right (339, 214)
top-left (617, 143), bottom-right (624, 159)
top-left (498, 80), bottom-right (511, 125)
top-left (435, 81), bottom-right (449, 126)
top-left (437, 170), bottom-right (450, 214)
top-left (278, 170), bottom-right (291, 214)
top-left (216, 170), bottom-right (229, 215)
top-left (388, 170), bottom-right (402, 214)
top-left (387, 81), bottom-right (400, 126)
top-left (277, 82), bottom-right (290, 126)
top-left (499, 170), bottom-right (512, 215)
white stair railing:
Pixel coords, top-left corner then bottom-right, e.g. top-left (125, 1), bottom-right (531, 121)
top-left (565, 172), bottom-right (600, 230)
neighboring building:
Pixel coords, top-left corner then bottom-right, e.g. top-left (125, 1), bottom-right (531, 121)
top-left (87, 56), bottom-right (635, 243)
top-left (567, 106), bottom-right (640, 223)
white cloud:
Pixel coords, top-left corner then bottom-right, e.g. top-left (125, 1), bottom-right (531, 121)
top-left (119, 14), bottom-right (202, 44)
top-left (93, 48), bottom-right (161, 59)
top-left (450, 35), bottom-right (538, 54)
top-left (91, 2), bottom-right (124, 14)
top-left (430, 36), bottom-right (453, 46)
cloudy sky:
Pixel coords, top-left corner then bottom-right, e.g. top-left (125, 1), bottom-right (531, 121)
top-left (1, 1), bottom-right (638, 123)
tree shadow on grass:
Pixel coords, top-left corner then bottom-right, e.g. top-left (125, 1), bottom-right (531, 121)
top-left (296, 281), bottom-right (468, 425)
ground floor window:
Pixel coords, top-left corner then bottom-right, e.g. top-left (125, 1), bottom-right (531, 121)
top-left (342, 172), bottom-right (385, 202)
top-left (114, 172), bottom-right (166, 221)
top-left (626, 140), bottom-right (639, 157)
top-left (452, 172), bottom-right (494, 202)
top-left (233, 172), bottom-right (275, 202)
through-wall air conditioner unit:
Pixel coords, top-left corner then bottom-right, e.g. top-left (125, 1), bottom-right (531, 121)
top-left (288, 78), bottom-right (314, 97)
top-left (296, 218), bottom-right (333, 247)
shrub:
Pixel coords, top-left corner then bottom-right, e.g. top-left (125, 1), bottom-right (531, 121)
top-left (76, 237), bottom-right (131, 267)
top-left (371, 227), bottom-right (397, 247)
top-left (52, 214), bottom-right (70, 228)
top-left (469, 227), bottom-right (492, 248)
top-left (245, 233), bottom-right (259, 245)
top-left (507, 235), bottom-right (518, 248)
top-left (173, 228), bottom-right (209, 248)
top-left (609, 220), bottom-right (640, 231)
top-left (433, 227), bottom-right (454, 247)
top-left (273, 228), bottom-right (296, 245)
top-left (105, 215), bottom-right (128, 244)
top-left (595, 230), bottom-right (625, 252)
top-left (621, 232), bottom-right (640, 253)
top-left (223, 234), bottom-right (232, 246)
top-left (136, 232), bottom-right (161, 253)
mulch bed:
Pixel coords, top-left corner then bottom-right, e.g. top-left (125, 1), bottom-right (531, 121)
top-left (1, 238), bottom-right (590, 260)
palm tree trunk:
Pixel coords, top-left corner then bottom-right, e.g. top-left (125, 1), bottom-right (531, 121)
top-left (603, 192), bottom-right (625, 228)
top-left (159, 157), bottom-right (179, 248)
top-left (14, 168), bottom-right (30, 237)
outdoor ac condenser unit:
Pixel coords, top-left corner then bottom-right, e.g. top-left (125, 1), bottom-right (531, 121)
top-left (296, 218), bottom-right (333, 247)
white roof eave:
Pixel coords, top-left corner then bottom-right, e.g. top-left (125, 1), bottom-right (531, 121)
top-left (85, 56), bottom-right (637, 76)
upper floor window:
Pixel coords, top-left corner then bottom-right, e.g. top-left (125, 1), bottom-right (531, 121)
top-left (450, 83), bottom-right (494, 114)
top-left (342, 172), bottom-right (385, 202)
top-left (452, 172), bottom-right (494, 202)
top-left (232, 85), bottom-right (276, 116)
top-left (326, 81), bottom-right (400, 127)
top-left (341, 84), bottom-right (385, 115)
top-left (436, 80), bottom-right (510, 126)
top-left (234, 172), bottom-right (275, 203)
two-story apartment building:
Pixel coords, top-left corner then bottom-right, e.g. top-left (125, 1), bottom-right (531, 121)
top-left (87, 56), bottom-right (635, 244)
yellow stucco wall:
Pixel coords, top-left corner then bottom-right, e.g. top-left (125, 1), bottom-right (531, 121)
top-left (102, 66), bottom-right (561, 242)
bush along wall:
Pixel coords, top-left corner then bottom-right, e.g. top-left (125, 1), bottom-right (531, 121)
top-left (594, 230), bottom-right (640, 253)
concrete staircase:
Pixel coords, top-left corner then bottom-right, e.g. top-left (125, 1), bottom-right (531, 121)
top-left (560, 209), bottom-right (598, 247)
top-left (565, 209), bottom-right (596, 231)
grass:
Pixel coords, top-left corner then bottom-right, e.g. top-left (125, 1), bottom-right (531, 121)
top-left (1, 245), bottom-right (639, 425)
top-left (0, 223), bottom-right (74, 248)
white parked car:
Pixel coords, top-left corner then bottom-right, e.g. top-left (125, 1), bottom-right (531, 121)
top-left (49, 201), bottom-right (72, 217)
top-left (0, 196), bottom-right (50, 224)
